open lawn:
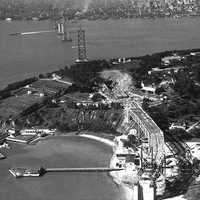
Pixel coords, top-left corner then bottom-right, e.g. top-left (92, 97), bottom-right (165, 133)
top-left (32, 80), bottom-right (71, 95)
top-left (0, 94), bottom-right (43, 119)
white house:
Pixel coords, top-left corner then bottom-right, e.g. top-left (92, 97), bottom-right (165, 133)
top-left (141, 82), bottom-right (156, 94)
top-left (20, 128), bottom-right (56, 136)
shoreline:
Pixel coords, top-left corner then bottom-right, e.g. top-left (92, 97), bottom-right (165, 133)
top-left (79, 133), bottom-right (131, 200)
top-left (1, 15), bottom-right (200, 22)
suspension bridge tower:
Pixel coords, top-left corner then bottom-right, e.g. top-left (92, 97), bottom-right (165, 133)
top-left (76, 27), bottom-right (88, 63)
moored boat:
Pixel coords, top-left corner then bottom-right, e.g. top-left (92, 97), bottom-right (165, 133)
top-left (9, 167), bottom-right (43, 178)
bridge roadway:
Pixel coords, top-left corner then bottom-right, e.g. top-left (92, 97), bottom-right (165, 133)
top-left (125, 100), bottom-right (192, 164)
top-left (97, 92), bottom-right (166, 165)
top-left (125, 100), bottom-right (165, 165)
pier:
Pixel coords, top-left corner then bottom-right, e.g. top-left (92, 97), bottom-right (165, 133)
top-left (9, 167), bottom-right (124, 178)
top-left (45, 167), bottom-right (124, 173)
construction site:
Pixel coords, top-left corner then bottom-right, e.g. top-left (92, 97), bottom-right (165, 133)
top-left (1, 17), bottom-right (200, 200)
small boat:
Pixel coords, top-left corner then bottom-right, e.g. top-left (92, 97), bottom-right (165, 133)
top-left (9, 168), bottom-right (41, 178)
top-left (10, 32), bottom-right (21, 36)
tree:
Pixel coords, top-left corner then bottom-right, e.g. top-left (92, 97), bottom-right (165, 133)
top-left (148, 107), bottom-right (170, 131)
top-left (167, 128), bottom-right (193, 141)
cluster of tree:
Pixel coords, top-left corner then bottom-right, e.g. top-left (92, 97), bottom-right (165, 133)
top-left (5, 77), bottom-right (37, 91)
top-left (57, 60), bottom-right (111, 87)
top-left (189, 128), bottom-right (200, 138)
top-left (146, 105), bottom-right (170, 131)
top-left (145, 95), bottom-right (200, 132)
top-left (0, 77), bottom-right (37, 100)
top-left (19, 102), bottom-right (41, 117)
top-left (20, 103), bottom-right (122, 134)
top-left (165, 128), bottom-right (193, 141)
top-left (193, 65), bottom-right (200, 82)
top-left (173, 70), bottom-right (200, 99)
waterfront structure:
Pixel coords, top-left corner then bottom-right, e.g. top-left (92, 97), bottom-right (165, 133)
top-left (9, 167), bottom-right (124, 178)
top-left (20, 128), bottom-right (55, 136)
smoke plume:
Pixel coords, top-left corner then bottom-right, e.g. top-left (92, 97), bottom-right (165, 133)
top-left (100, 69), bottom-right (134, 97)
top-left (83, 0), bottom-right (92, 12)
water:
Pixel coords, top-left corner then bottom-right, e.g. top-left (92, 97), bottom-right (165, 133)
top-left (1, 18), bottom-right (200, 88)
top-left (0, 136), bottom-right (123, 200)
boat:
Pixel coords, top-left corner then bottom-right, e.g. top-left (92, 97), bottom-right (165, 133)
top-left (10, 32), bottom-right (21, 36)
top-left (9, 167), bottom-right (42, 178)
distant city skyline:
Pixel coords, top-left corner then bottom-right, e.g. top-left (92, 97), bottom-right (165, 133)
top-left (0, 0), bottom-right (199, 20)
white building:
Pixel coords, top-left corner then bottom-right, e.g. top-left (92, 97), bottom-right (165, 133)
top-left (20, 128), bottom-right (56, 136)
top-left (141, 82), bottom-right (156, 94)
top-left (161, 55), bottom-right (182, 66)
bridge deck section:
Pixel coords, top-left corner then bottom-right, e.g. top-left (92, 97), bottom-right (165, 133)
top-left (126, 101), bottom-right (165, 164)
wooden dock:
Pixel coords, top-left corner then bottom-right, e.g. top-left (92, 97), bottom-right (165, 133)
top-left (45, 167), bottom-right (124, 173)
top-left (9, 167), bottom-right (124, 178)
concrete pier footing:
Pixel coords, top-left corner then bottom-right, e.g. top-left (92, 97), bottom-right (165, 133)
top-left (141, 184), bottom-right (155, 200)
top-left (132, 182), bottom-right (156, 200)
top-left (133, 184), bottom-right (139, 200)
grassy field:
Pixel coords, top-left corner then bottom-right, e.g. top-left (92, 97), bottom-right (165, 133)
top-left (0, 79), bottom-right (71, 120)
top-left (0, 94), bottom-right (43, 119)
top-left (32, 80), bottom-right (70, 95)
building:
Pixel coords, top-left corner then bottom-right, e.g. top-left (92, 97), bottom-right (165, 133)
top-left (161, 55), bottom-right (182, 66)
top-left (20, 128), bottom-right (56, 136)
top-left (141, 82), bottom-right (156, 94)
